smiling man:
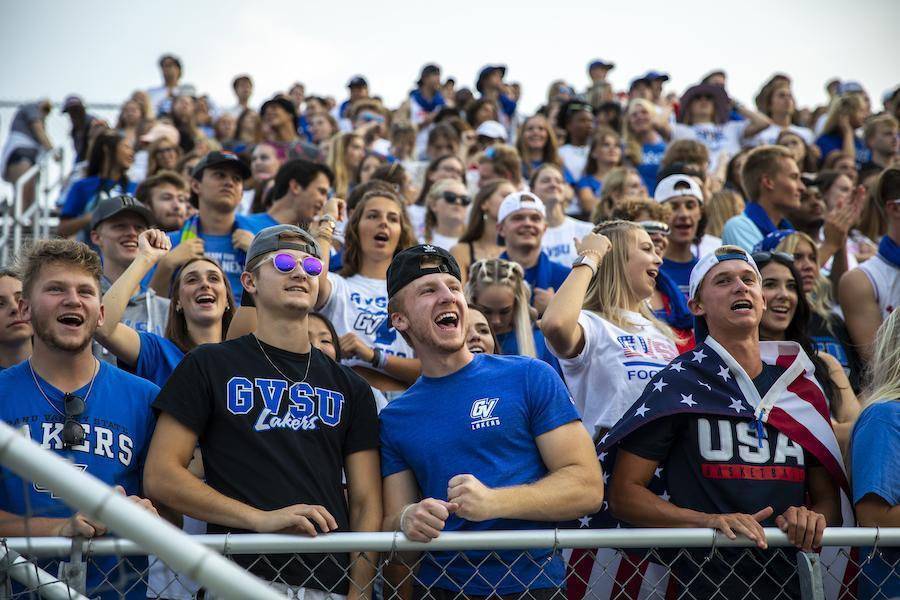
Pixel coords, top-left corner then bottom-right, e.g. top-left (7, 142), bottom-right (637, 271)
top-left (601, 245), bottom-right (845, 600)
top-left (380, 244), bottom-right (602, 599)
top-left (0, 239), bottom-right (158, 597)
top-left (655, 173), bottom-right (706, 297)
top-left (144, 224), bottom-right (381, 599)
top-left (89, 196), bottom-right (170, 363)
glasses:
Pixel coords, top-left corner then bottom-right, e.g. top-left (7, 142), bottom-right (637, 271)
top-left (265, 252), bottom-right (323, 276)
top-left (752, 251), bottom-right (794, 265)
top-left (62, 393), bottom-right (86, 449)
top-left (441, 191), bottom-right (472, 206)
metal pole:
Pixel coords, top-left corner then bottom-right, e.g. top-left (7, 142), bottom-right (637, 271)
top-left (11, 162), bottom-right (39, 255)
top-left (0, 421), bottom-right (282, 600)
top-left (0, 545), bottom-right (89, 600)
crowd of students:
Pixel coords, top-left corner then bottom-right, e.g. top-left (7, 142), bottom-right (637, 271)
top-left (0, 54), bottom-right (898, 600)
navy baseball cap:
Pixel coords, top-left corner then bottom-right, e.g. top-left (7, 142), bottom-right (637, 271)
top-left (191, 151), bottom-right (251, 180)
top-left (348, 76), bottom-right (368, 88)
top-left (387, 244), bottom-right (461, 299)
top-left (588, 59), bottom-right (615, 71)
top-left (90, 195), bottom-right (155, 230)
top-left (476, 65), bottom-right (506, 93)
top-left (643, 70), bottom-right (670, 82)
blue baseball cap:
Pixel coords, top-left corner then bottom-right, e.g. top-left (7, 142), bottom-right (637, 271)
top-left (753, 230), bottom-right (797, 253)
top-left (837, 80), bottom-right (864, 95)
top-left (588, 59), bottom-right (615, 71)
top-left (348, 76), bottom-right (368, 88)
top-left (643, 70), bottom-right (670, 82)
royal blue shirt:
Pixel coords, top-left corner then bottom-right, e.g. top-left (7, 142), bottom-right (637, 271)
top-left (814, 133), bottom-right (870, 169)
top-left (496, 327), bottom-right (563, 378)
top-left (851, 401), bottom-right (900, 600)
top-left (241, 212), bottom-right (279, 230)
top-left (0, 360), bottom-right (158, 599)
top-left (661, 256), bottom-right (698, 298)
top-left (638, 141), bottom-right (668, 195)
top-left (131, 332), bottom-right (186, 388)
top-left (167, 214), bottom-right (269, 302)
top-left (575, 174), bottom-right (603, 196)
top-left (380, 354), bottom-right (579, 594)
top-left (59, 176), bottom-right (138, 217)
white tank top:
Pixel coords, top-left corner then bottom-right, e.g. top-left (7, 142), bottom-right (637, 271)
top-left (858, 254), bottom-right (900, 319)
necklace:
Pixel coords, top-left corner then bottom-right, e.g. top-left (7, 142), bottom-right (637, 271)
top-left (253, 334), bottom-right (311, 385)
top-left (28, 358), bottom-right (99, 417)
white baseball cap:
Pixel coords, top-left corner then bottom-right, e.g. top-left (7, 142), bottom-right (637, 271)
top-left (475, 120), bottom-right (508, 141)
top-left (497, 191), bottom-right (546, 224)
top-left (654, 174), bottom-right (704, 204)
top-left (688, 245), bottom-right (760, 300)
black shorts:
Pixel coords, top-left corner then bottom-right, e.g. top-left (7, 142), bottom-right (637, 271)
top-left (5, 147), bottom-right (39, 170)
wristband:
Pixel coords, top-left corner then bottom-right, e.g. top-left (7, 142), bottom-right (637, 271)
top-left (398, 503), bottom-right (416, 534)
top-left (370, 347), bottom-right (382, 368)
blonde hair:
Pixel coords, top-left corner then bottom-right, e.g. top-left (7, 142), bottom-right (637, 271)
top-left (583, 220), bottom-right (676, 341)
top-left (821, 94), bottom-right (867, 137)
top-left (591, 167), bottom-right (638, 224)
top-left (423, 179), bottom-right (464, 243)
top-left (326, 132), bottom-right (361, 198)
top-left (622, 98), bottom-right (656, 166)
top-left (705, 189), bottom-right (745, 238)
top-left (863, 309), bottom-right (900, 409)
top-left (465, 259), bottom-right (536, 357)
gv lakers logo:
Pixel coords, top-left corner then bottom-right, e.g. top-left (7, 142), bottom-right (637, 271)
top-left (470, 397), bottom-right (500, 430)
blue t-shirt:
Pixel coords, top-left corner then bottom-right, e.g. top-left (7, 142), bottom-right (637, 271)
top-left (814, 133), bottom-right (870, 169)
top-left (496, 327), bottom-right (563, 378)
top-left (0, 360), bottom-right (158, 599)
top-left (241, 211), bottom-right (279, 230)
top-left (638, 141), bottom-right (667, 195)
top-left (167, 214), bottom-right (268, 302)
top-left (575, 174), bottom-right (602, 196)
top-left (380, 354), bottom-right (580, 595)
top-left (59, 176), bottom-right (137, 218)
top-left (132, 332), bottom-right (186, 388)
top-left (851, 401), bottom-right (900, 600)
top-left (661, 256), bottom-right (698, 298)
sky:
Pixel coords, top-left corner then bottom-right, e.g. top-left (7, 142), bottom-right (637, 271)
top-left (1, 0), bottom-right (898, 139)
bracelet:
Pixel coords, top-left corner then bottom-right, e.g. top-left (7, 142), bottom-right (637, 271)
top-left (370, 347), bottom-right (382, 368)
top-left (398, 503), bottom-right (416, 534)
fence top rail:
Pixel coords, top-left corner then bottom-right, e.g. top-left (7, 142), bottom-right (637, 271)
top-left (3, 528), bottom-right (898, 557)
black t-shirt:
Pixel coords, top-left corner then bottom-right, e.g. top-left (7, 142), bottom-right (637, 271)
top-left (619, 364), bottom-right (815, 599)
top-left (153, 334), bottom-right (378, 593)
top-left (808, 312), bottom-right (862, 393)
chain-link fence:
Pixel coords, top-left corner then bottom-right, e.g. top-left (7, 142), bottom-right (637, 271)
top-left (1, 529), bottom-right (897, 600)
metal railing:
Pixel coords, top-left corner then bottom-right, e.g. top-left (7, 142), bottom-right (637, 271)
top-left (1, 529), bottom-right (897, 599)
top-left (0, 145), bottom-right (67, 265)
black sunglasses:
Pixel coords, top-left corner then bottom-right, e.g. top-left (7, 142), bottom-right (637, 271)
top-left (442, 191), bottom-right (472, 206)
top-left (62, 393), bottom-right (86, 449)
top-left (752, 251), bottom-right (794, 265)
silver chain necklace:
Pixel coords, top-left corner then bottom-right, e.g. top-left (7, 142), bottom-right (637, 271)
top-left (253, 334), bottom-right (311, 385)
top-left (28, 358), bottom-right (99, 417)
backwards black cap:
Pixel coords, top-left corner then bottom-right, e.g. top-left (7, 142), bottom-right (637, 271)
top-left (387, 244), bottom-right (461, 299)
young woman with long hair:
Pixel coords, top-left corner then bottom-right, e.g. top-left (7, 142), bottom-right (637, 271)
top-left (465, 258), bottom-right (560, 374)
top-left (515, 114), bottom-right (563, 181)
top-left (622, 98), bottom-right (670, 194)
top-left (409, 154), bottom-right (467, 238)
top-left (589, 166), bottom-right (647, 223)
top-left (850, 309), bottom-right (900, 600)
top-left (465, 304), bottom-right (498, 355)
top-left (542, 220), bottom-right (679, 440)
top-left (450, 178), bottom-right (515, 285)
top-left (816, 94), bottom-right (868, 168)
top-left (704, 189), bottom-right (745, 238)
top-left (146, 138), bottom-right (182, 179)
top-left (326, 132), bottom-right (366, 198)
top-left (776, 129), bottom-right (818, 174)
top-left (532, 163), bottom-right (593, 265)
top-left (575, 126), bottom-right (625, 220)
top-left (115, 98), bottom-right (147, 145)
top-left (753, 250), bottom-right (860, 450)
top-left (58, 129), bottom-right (137, 239)
top-left (421, 178), bottom-right (470, 249)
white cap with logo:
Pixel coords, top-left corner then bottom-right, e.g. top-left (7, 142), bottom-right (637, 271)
top-left (497, 191), bottom-right (546, 224)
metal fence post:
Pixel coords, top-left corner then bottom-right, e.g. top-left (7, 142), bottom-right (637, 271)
top-left (58, 536), bottom-right (87, 594)
top-left (797, 551), bottom-right (825, 600)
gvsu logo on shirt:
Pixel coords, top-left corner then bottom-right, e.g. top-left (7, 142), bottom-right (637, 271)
top-left (227, 377), bottom-right (345, 432)
top-left (470, 397), bottom-right (501, 430)
top-left (617, 334), bottom-right (677, 381)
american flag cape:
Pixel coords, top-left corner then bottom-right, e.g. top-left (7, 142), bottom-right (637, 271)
top-left (564, 337), bottom-right (856, 600)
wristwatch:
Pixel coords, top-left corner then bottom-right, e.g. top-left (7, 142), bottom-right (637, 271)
top-left (572, 253), bottom-right (600, 276)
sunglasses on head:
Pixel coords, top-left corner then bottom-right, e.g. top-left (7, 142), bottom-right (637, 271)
top-left (752, 251), bottom-right (794, 265)
top-left (62, 393), bottom-right (86, 449)
top-left (441, 191), bottom-right (471, 206)
top-left (264, 252), bottom-right (323, 276)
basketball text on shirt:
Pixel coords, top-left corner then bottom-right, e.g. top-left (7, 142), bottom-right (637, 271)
top-left (227, 377), bottom-right (345, 432)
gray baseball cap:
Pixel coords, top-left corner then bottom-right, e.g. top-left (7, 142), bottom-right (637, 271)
top-left (245, 224), bottom-right (321, 270)
top-left (90, 195), bottom-right (155, 230)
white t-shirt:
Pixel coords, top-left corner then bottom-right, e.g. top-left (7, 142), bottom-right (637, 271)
top-left (407, 204), bottom-right (426, 240)
top-left (559, 144), bottom-right (590, 181)
top-left (748, 124), bottom-right (815, 147)
top-left (420, 231), bottom-right (459, 251)
top-left (549, 310), bottom-right (679, 439)
top-left (320, 273), bottom-right (415, 374)
top-left (694, 233), bottom-right (722, 259)
top-left (672, 121), bottom-right (749, 173)
top-left (542, 217), bottom-right (594, 267)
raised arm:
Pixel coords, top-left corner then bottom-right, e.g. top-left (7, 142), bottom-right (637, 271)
top-left (313, 197), bottom-right (343, 309)
top-left (95, 229), bottom-right (171, 366)
top-left (736, 102), bottom-right (773, 138)
top-left (541, 232), bottom-right (610, 358)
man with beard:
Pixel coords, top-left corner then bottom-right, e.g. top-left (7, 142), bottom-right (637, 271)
top-left (0, 239), bottom-right (157, 596)
top-left (380, 244), bottom-right (602, 599)
top-left (0, 269), bottom-right (32, 370)
top-left (89, 196), bottom-right (170, 364)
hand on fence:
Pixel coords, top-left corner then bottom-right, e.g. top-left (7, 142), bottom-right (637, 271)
top-left (776, 506), bottom-right (827, 551)
top-left (704, 506), bottom-right (773, 549)
top-left (251, 503), bottom-right (338, 536)
top-left (448, 474), bottom-right (496, 522)
top-left (54, 512), bottom-right (108, 538)
top-left (400, 498), bottom-right (458, 542)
